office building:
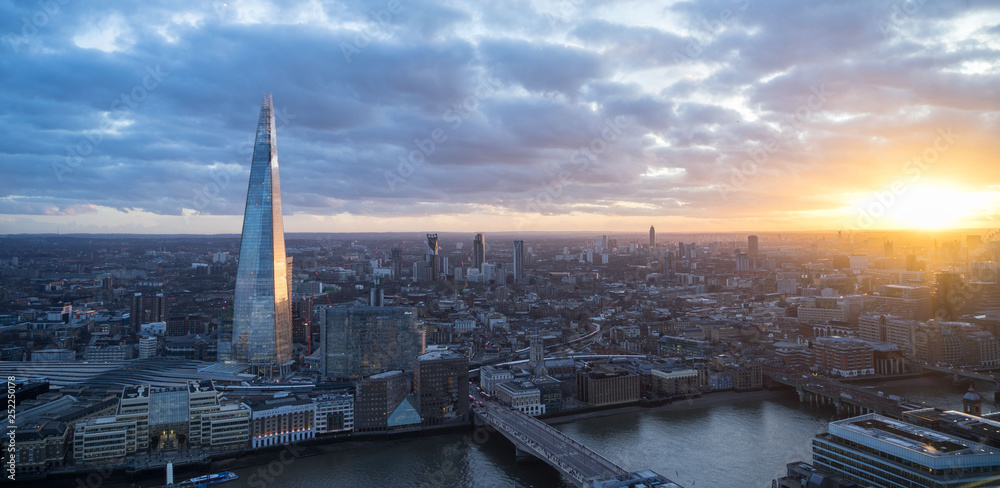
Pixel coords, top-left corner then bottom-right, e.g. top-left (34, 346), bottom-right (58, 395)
top-left (513, 240), bottom-right (524, 281)
top-left (354, 370), bottom-right (420, 432)
top-left (874, 285), bottom-right (932, 321)
top-left (495, 380), bottom-right (545, 416)
top-left (480, 365), bottom-right (514, 396)
top-left (231, 95), bottom-right (293, 378)
top-left (246, 395), bottom-right (316, 448)
top-left (319, 305), bottom-right (424, 381)
top-left (414, 350), bottom-right (469, 426)
top-left (426, 233), bottom-right (440, 280)
top-left (649, 225), bottom-right (655, 250)
top-left (576, 367), bottom-right (640, 406)
top-left (74, 381), bottom-right (250, 463)
top-left (748, 234), bottom-right (759, 259)
top-left (473, 233), bottom-right (485, 270)
top-left (810, 413), bottom-right (1000, 488)
top-left (313, 393), bottom-right (354, 434)
top-left (859, 314), bottom-right (917, 356)
top-left (812, 337), bottom-right (875, 378)
top-left (131, 292), bottom-right (166, 331)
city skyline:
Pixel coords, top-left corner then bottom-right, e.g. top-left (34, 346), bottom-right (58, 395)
top-left (2, 2), bottom-right (999, 235)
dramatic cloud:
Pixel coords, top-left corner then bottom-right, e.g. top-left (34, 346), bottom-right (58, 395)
top-left (1, 0), bottom-right (998, 234)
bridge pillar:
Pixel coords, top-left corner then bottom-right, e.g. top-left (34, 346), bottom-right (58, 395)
top-left (797, 388), bottom-right (805, 403)
top-left (835, 402), bottom-right (844, 416)
top-left (515, 446), bottom-right (535, 461)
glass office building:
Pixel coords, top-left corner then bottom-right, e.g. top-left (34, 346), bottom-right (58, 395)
top-left (320, 306), bottom-right (425, 381)
top-left (231, 95), bottom-right (293, 377)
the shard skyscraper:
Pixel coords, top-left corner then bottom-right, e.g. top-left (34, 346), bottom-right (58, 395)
top-left (231, 94), bottom-right (292, 378)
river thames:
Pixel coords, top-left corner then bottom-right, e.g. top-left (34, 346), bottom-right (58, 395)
top-left (117, 376), bottom-right (994, 488)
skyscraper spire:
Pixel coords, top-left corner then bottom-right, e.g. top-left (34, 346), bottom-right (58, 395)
top-left (230, 94), bottom-right (292, 378)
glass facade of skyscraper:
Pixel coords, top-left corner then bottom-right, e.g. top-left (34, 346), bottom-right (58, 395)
top-left (320, 305), bottom-right (425, 381)
top-left (231, 95), bottom-right (292, 376)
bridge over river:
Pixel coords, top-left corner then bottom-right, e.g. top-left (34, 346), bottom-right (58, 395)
top-left (473, 403), bottom-right (682, 488)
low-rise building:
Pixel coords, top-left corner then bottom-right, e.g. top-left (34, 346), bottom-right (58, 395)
top-left (246, 395), bottom-right (316, 449)
top-left (495, 380), bottom-right (545, 416)
top-left (314, 393), bottom-right (354, 434)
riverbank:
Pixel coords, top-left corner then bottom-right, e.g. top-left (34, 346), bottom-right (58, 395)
top-left (543, 388), bottom-right (795, 426)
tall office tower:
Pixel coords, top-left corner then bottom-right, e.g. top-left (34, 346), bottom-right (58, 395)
top-left (231, 95), bottom-right (293, 378)
top-left (602, 235), bottom-right (608, 251)
top-left (391, 246), bottom-right (402, 280)
top-left (131, 292), bottom-right (166, 331)
top-left (426, 233), bottom-right (439, 280)
top-left (747, 235), bottom-right (759, 267)
top-left (319, 305), bottom-right (425, 381)
top-left (473, 233), bottom-right (485, 270)
top-left (649, 225), bottom-right (655, 250)
top-left (513, 240), bottom-right (524, 281)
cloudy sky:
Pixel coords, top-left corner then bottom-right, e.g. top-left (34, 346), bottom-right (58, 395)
top-left (2, 0), bottom-right (999, 235)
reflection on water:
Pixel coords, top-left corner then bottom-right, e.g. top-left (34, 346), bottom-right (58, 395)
top-left (111, 375), bottom-right (985, 488)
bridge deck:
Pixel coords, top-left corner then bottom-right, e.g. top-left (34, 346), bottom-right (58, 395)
top-left (475, 404), bottom-right (626, 483)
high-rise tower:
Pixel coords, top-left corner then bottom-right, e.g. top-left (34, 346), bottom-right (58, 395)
top-left (231, 94), bottom-right (293, 378)
top-left (426, 233), bottom-right (440, 280)
top-left (513, 240), bottom-right (524, 281)
top-left (649, 225), bottom-right (655, 250)
top-left (473, 233), bottom-right (485, 270)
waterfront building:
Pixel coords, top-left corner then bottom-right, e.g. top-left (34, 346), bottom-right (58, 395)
top-left (73, 417), bottom-right (138, 465)
top-left (246, 395), bottom-right (316, 448)
top-left (414, 350), bottom-right (469, 426)
top-left (73, 380), bottom-right (250, 463)
top-left (480, 365), bottom-right (514, 396)
top-left (354, 370), bottom-right (420, 433)
top-left (651, 369), bottom-right (699, 397)
top-left (3, 420), bottom-right (68, 477)
top-left (810, 413), bottom-right (1000, 488)
top-left (319, 305), bottom-right (424, 381)
top-left (495, 380), bottom-right (545, 416)
top-left (313, 393), bottom-right (354, 434)
top-left (576, 367), bottom-right (640, 406)
top-left (811, 337), bottom-right (875, 378)
top-left (231, 95), bottom-right (293, 378)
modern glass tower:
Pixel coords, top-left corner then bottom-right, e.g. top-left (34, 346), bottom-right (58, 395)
top-left (231, 94), bottom-right (293, 378)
